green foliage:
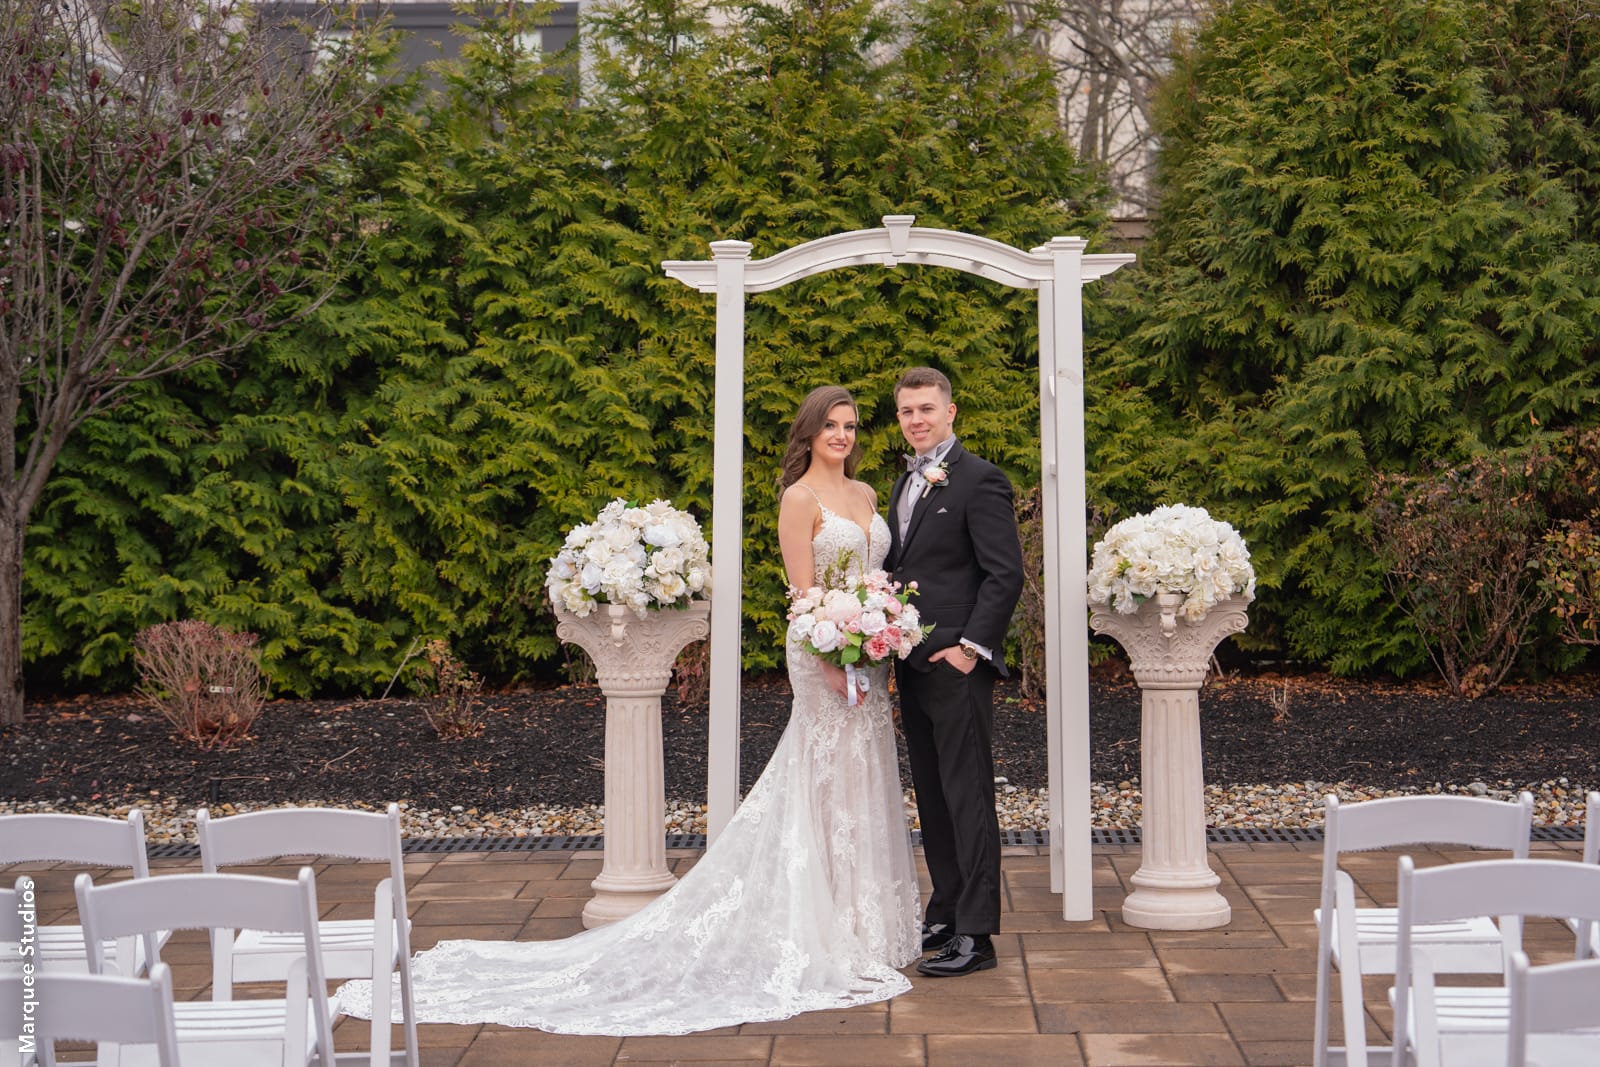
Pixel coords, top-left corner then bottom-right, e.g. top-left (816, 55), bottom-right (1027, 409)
top-left (1090, 0), bottom-right (1600, 676)
top-left (26, 0), bottom-right (1107, 692)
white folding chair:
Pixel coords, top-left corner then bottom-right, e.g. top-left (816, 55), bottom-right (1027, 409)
top-left (1312, 792), bottom-right (1533, 1067)
top-left (1572, 791), bottom-right (1599, 958)
top-left (1506, 951), bottom-right (1600, 1067)
top-left (0, 810), bottom-right (165, 975)
top-left (197, 803), bottom-right (418, 1067)
top-left (76, 868), bottom-right (337, 1067)
top-left (1392, 857), bottom-right (1600, 1067)
top-left (3, 962), bottom-right (183, 1066)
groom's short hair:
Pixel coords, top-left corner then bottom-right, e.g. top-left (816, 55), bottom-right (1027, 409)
top-left (895, 367), bottom-right (951, 403)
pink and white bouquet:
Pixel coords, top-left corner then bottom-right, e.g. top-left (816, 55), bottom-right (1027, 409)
top-left (786, 570), bottom-right (932, 704)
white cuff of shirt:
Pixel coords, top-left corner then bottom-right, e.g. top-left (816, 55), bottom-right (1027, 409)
top-left (959, 638), bottom-right (992, 662)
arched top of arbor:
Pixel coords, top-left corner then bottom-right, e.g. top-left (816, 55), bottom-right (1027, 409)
top-left (663, 215), bottom-right (1134, 293)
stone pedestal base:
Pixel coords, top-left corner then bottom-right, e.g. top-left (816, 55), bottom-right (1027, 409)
top-left (1092, 592), bottom-right (1250, 932)
top-left (554, 601), bottom-right (710, 928)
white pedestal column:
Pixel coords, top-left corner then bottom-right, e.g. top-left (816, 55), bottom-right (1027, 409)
top-left (1090, 592), bottom-right (1250, 930)
top-left (555, 601), bottom-right (711, 928)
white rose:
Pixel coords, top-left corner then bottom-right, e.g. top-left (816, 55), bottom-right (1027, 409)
top-left (562, 585), bottom-right (593, 615)
top-left (858, 609), bottom-right (888, 636)
top-left (810, 619), bottom-right (843, 653)
top-left (643, 522), bottom-right (681, 549)
top-left (656, 573), bottom-right (687, 600)
top-left (787, 615), bottom-right (816, 644)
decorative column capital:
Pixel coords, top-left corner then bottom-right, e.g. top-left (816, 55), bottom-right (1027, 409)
top-left (554, 601), bottom-right (711, 697)
top-left (1091, 593), bottom-right (1252, 690)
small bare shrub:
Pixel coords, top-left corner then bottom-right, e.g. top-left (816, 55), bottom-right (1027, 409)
top-left (414, 639), bottom-right (484, 740)
top-left (134, 620), bottom-right (266, 748)
top-left (1367, 452), bottom-right (1552, 699)
top-left (1267, 681), bottom-right (1292, 724)
top-left (562, 644), bottom-right (596, 686)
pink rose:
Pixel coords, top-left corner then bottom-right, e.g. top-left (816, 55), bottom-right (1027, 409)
top-left (864, 635), bottom-right (891, 661)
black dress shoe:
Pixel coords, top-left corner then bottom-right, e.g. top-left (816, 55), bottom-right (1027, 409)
top-left (915, 934), bottom-right (996, 977)
top-left (921, 922), bottom-right (956, 953)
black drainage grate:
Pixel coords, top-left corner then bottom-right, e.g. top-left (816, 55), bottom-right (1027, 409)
top-left (143, 824), bottom-right (1582, 860)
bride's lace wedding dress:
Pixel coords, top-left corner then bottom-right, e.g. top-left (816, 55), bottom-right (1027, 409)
top-left (337, 507), bottom-right (920, 1034)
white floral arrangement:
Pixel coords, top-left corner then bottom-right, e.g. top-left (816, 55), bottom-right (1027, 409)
top-left (1086, 503), bottom-right (1255, 622)
top-left (546, 499), bottom-right (710, 619)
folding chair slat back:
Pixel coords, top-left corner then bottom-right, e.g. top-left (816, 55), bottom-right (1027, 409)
top-left (0, 811), bottom-right (159, 977)
top-left (4, 962), bottom-right (183, 1067)
top-left (197, 803), bottom-right (418, 1067)
top-left (1507, 951), bottom-right (1600, 1067)
top-left (1395, 858), bottom-right (1600, 1067)
top-left (74, 868), bottom-right (337, 1067)
top-left (1312, 792), bottom-right (1534, 1067)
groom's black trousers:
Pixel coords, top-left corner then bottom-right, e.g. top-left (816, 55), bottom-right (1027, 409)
top-left (898, 659), bottom-right (1002, 935)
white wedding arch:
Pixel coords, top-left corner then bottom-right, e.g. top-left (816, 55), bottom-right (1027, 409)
top-left (662, 216), bottom-right (1133, 920)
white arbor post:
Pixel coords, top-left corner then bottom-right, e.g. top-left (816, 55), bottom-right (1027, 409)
top-left (664, 218), bottom-right (1132, 920)
top-left (706, 241), bottom-right (752, 842)
top-left (1039, 237), bottom-right (1093, 911)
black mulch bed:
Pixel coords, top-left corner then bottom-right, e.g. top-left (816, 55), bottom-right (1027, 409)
top-left (2, 666), bottom-right (1596, 812)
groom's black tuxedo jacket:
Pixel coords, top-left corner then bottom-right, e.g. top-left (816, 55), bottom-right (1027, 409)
top-left (886, 439), bottom-right (1024, 676)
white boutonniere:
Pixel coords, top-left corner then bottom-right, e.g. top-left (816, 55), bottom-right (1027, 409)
top-left (922, 461), bottom-right (949, 487)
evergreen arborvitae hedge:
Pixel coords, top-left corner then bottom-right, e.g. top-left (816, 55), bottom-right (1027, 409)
top-left (1089, 0), bottom-right (1600, 675)
top-left (32, 0), bottom-right (1597, 695)
top-left (25, 0), bottom-right (1108, 694)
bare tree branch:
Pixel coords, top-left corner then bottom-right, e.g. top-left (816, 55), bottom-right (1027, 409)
top-left (0, 0), bottom-right (385, 722)
top-left (1009, 0), bottom-right (1206, 217)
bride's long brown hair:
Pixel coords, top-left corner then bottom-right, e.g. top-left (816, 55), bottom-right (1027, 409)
top-left (777, 386), bottom-right (861, 496)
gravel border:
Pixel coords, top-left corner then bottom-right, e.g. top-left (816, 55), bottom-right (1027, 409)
top-left (4, 777), bottom-right (1591, 844)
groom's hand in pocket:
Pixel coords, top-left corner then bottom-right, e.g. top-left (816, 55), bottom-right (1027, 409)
top-left (929, 647), bottom-right (977, 675)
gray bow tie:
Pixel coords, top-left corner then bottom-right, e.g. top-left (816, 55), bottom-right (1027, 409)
top-left (904, 454), bottom-right (936, 474)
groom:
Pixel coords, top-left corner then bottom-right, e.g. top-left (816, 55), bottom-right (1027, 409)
top-left (887, 367), bottom-right (1024, 978)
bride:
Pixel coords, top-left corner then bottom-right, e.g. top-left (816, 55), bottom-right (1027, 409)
top-left (337, 385), bottom-right (920, 1033)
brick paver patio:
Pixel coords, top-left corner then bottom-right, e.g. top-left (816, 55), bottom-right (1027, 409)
top-left (13, 836), bottom-right (1585, 1066)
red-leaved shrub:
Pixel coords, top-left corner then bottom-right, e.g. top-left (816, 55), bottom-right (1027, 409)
top-left (133, 620), bottom-right (265, 748)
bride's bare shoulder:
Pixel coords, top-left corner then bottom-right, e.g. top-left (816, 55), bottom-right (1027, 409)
top-left (852, 480), bottom-right (880, 509)
top-left (781, 482), bottom-right (823, 514)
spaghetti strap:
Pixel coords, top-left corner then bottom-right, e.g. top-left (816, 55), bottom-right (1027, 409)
top-left (795, 482), bottom-right (824, 507)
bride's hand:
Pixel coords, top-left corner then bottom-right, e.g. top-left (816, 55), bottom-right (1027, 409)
top-left (818, 659), bottom-right (849, 699)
